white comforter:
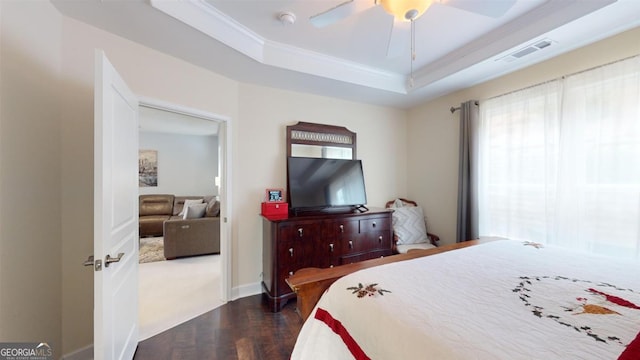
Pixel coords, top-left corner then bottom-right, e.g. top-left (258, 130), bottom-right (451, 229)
top-left (291, 240), bottom-right (640, 360)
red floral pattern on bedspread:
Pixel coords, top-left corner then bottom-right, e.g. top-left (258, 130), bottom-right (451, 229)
top-left (346, 283), bottom-right (391, 298)
top-left (513, 275), bottom-right (640, 358)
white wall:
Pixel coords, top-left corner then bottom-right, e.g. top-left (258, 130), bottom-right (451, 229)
top-left (139, 131), bottom-right (219, 196)
top-left (0, 1), bottom-right (62, 357)
top-left (407, 26), bottom-right (640, 246)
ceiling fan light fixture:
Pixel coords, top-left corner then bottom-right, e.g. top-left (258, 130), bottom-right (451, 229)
top-left (378, 0), bottom-right (432, 21)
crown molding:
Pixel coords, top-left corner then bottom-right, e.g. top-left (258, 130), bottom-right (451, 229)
top-left (150, 0), bottom-right (407, 93)
top-left (408, 0), bottom-right (615, 91)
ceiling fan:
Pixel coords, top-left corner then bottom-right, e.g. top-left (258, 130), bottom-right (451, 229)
top-left (310, 0), bottom-right (517, 58)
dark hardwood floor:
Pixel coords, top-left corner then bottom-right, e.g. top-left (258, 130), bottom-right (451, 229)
top-left (134, 295), bottom-right (303, 360)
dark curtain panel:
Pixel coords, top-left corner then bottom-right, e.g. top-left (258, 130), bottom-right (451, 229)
top-left (456, 100), bottom-right (479, 242)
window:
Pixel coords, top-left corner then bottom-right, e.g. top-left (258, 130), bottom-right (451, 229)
top-left (478, 56), bottom-right (640, 259)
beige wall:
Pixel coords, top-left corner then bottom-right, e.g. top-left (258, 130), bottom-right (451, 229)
top-left (0, 1), bottom-right (63, 357)
top-left (3, 1), bottom-right (638, 357)
top-left (407, 26), bottom-right (640, 246)
top-left (235, 83), bottom-right (408, 287)
top-left (1, 2), bottom-right (408, 357)
top-left (58, 11), bottom-right (240, 355)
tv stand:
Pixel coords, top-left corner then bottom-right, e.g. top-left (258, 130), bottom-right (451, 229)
top-left (262, 208), bottom-right (393, 312)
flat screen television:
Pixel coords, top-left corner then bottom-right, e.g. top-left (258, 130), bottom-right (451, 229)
top-left (287, 156), bottom-right (368, 213)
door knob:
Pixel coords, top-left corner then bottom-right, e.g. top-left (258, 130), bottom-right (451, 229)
top-left (83, 255), bottom-right (94, 267)
top-left (83, 255), bottom-right (102, 271)
top-left (105, 252), bottom-right (125, 268)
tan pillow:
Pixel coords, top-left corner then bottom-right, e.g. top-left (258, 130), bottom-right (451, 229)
top-left (206, 200), bottom-right (220, 217)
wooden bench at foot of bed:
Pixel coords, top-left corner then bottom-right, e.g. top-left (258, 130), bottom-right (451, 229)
top-left (286, 239), bottom-right (494, 321)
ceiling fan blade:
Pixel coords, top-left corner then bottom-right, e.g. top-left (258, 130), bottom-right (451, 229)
top-left (442, 0), bottom-right (516, 18)
top-left (386, 19), bottom-right (410, 58)
top-left (309, 0), bottom-right (375, 28)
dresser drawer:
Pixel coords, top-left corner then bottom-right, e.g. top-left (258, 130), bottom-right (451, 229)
top-left (364, 230), bottom-right (392, 250)
top-left (360, 217), bottom-right (390, 232)
top-left (339, 248), bottom-right (392, 265)
top-left (325, 219), bottom-right (359, 236)
top-left (341, 231), bottom-right (392, 254)
top-left (278, 221), bottom-right (321, 241)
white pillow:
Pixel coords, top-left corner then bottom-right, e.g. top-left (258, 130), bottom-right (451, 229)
top-left (392, 206), bottom-right (430, 245)
top-left (183, 203), bottom-right (207, 219)
top-left (178, 199), bottom-right (203, 216)
top-left (392, 198), bottom-right (406, 208)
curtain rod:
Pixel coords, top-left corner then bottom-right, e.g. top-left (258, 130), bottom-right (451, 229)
top-left (485, 54), bottom-right (639, 101)
top-left (449, 54), bottom-right (639, 112)
top-left (449, 101), bottom-right (478, 114)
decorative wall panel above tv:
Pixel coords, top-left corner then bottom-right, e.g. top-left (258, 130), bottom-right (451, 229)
top-left (286, 121), bottom-right (356, 160)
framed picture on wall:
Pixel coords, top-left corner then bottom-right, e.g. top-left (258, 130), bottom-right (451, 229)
top-left (139, 149), bottom-right (158, 187)
top-left (265, 188), bottom-right (284, 203)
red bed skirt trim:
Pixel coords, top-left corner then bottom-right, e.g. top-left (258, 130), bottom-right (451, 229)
top-left (315, 308), bottom-right (371, 360)
top-left (618, 331), bottom-right (640, 360)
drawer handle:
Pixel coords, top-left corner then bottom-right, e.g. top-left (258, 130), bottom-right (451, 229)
top-left (339, 224), bottom-right (344, 233)
top-left (329, 243), bottom-right (334, 252)
top-left (298, 228), bottom-right (303, 237)
top-left (289, 248), bottom-right (294, 257)
top-left (378, 235), bottom-right (383, 243)
top-left (289, 271), bottom-right (294, 276)
top-left (330, 264), bottom-right (334, 268)
top-left (372, 221), bottom-right (376, 228)
top-left (349, 240), bottom-right (353, 249)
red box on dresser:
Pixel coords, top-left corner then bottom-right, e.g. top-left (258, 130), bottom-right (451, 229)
top-left (261, 202), bottom-right (288, 219)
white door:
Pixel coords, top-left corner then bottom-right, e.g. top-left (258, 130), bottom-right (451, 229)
top-left (94, 50), bottom-right (139, 360)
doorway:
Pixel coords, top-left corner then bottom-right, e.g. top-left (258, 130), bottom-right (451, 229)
top-left (137, 99), bottom-right (231, 340)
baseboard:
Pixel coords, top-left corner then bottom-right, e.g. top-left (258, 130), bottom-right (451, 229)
top-left (231, 281), bottom-right (261, 300)
top-left (61, 344), bottom-right (93, 360)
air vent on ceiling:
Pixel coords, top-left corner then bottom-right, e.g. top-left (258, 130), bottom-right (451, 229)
top-left (497, 38), bottom-right (555, 63)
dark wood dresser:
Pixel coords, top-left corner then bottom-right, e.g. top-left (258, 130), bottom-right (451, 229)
top-left (262, 208), bottom-right (393, 311)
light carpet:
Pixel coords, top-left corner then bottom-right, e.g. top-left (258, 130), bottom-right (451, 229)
top-left (138, 253), bottom-right (224, 340)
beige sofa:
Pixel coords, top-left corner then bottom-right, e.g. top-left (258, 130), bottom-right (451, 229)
top-left (139, 194), bottom-right (220, 259)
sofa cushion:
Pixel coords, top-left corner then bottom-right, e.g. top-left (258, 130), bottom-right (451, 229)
top-left (173, 197), bottom-right (203, 216)
top-left (139, 214), bottom-right (171, 237)
top-left (183, 203), bottom-right (207, 219)
top-left (206, 200), bottom-right (220, 217)
top-left (139, 194), bottom-right (174, 216)
top-left (179, 199), bottom-right (203, 216)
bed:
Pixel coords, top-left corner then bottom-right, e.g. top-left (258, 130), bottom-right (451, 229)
top-left (289, 239), bottom-right (640, 360)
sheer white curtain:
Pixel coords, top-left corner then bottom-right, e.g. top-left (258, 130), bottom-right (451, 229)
top-left (478, 56), bottom-right (640, 259)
